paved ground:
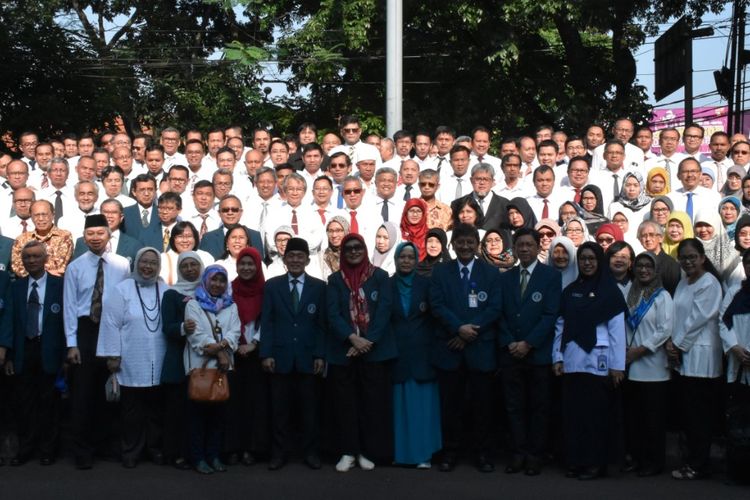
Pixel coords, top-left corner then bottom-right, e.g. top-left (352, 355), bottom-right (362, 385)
top-left (1, 458), bottom-right (748, 500)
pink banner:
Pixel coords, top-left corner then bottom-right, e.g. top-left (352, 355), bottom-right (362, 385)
top-left (649, 106), bottom-right (729, 154)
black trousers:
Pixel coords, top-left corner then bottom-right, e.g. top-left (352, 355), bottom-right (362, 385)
top-left (162, 381), bottom-right (188, 461)
top-left (328, 360), bottom-right (393, 461)
top-left (680, 376), bottom-right (721, 473)
top-left (14, 337), bottom-right (60, 459)
top-left (499, 352), bottom-right (550, 460)
top-left (70, 317), bottom-right (119, 461)
top-left (188, 399), bottom-right (226, 465)
top-left (624, 380), bottom-right (668, 470)
top-left (562, 373), bottom-right (610, 469)
top-left (224, 352), bottom-right (271, 456)
top-left (437, 365), bottom-right (494, 457)
top-left (270, 371), bottom-right (320, 459)
top-left (120, 386), bottom-right (163, 461)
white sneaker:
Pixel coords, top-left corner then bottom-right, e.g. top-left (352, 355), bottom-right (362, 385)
top-left (336, 454), bottom-right (356, 472)
top-left (357, 454), bottom-right (375, 470)
top-left (416, 462), bottom-right (431, 470)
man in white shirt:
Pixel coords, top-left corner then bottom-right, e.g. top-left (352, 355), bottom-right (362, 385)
top-left (111, 146), bottom-right (144, 194)
top-left (367, 167), bottom-right (403, 226)
top-left (682, 123), bottom-right (706, 161)
top-left (585, 124), bottom-right (606, 155)
top-left (431, 125), bottom-right (456, 175)
top-left (645, 128), bottom-right (687, 189)
top-left (393, 130), bottom-right (415, 163)
top-left (143, 144), bottom-right (168, 188)
top-left (233, 149), bottom-right (264, 199)
top-left (591, 140), bottom-right (633, 209)
top-left (17, 131), bottom-right (39, 171)
top-left (438, 145), bottom-right (473, 204)
top-left (339, 176), bottom-right (372, 241)
top-left (132, 134), bottom-right (151, 170)
top-left (242, 167), bottom-right (280, 239)
top-left (201, 128), bottom-right (225, 170)
top-left (470, 126), bottom-right (501, 171)
top-left (299, 143), bottom-right (326, 190)
top-left (526, 165), bottom-right (563, 221)
top-left (701, 131), bottom-right (733, 190)
top-left (729, 140), bottom-right (750, 174)
top-left (590, 118), bottom-right (643, 172)
top-left (496, 154), bottom-right (529, 197)
top-left (413, 130), bottom-right (434, 169)
top-left (518, 136), bottom-right (538, 180)
top-left (634, 126), bottom-right (657, 164)
top-left (185, 139), bottom-right (215, 192)
top-left (668, 157), bottom-right (721, 224)
top-left (28, 142), bottom-right (53, 189)
top-left (353, 144), bottom-right (379, 200)
top-left (326, 152), bottom-right (352, 210)
top-left (379, 138), bottom-right (399, 169)
top-left (5, 187), bottom-right (36, 239)
top-left (264, 173), bottom-right (322, 256)
top-left (395, 159), bottom-right (420, 202)
top-left (558, 156), bottom-right (591, 204)
top-left (57, 181), bottom-right (99, 240)
top-left (160, 127), bottom-right (186, 169)
top-left (41, 158), bottom-right (77, 226)
top-left (328, 115), bottom-right (379, 168)
top-left (309, 176), bottom-right (343, 229)
top-left (187, 180), bottom-right (220, 238)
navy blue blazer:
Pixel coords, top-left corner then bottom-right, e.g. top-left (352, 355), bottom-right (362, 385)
top-left (9, 275), bottom-right (66, 375)
top-left (429, 259), bottom-right (502, 372)
top-left (326, 268), bottom-right (396, 366)
top-left (122, 203), bottom-right (161, 246)
top-left (0, 235), bottom-right (13, 273)
top-left (497, 263), bottom-right (561, 366)
top-left (199, 225), bottom-right (265, 260)
top-left (390, 274), bottom-right (436, 383)
top-left (161, 289), bottom-right (189, 383)
top-left (259, 273), bottom-right (326, 374)
top-left (73, 231), bottom-right (143, 268)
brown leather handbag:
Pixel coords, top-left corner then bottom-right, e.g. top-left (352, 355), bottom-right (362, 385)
top-left (187, 310), bottom-right (230, 403)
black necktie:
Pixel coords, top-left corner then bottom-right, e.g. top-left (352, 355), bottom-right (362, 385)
top-left (90, 258), bottom-right (104, 323)
top-left (54, 191), bottom-right (63, 225)
top-left (404, 185), bottom-right (412, 201)
top-left (291, 278), bottom-right (300, 314)
top-left (26, 282), bottom-right (40, 339)
top-left (381, 200), bottom-right (389, 221)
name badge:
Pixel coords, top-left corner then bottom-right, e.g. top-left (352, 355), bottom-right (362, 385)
top-left (468, 292), bottom-right (478, 309)
top-left (597, 354), bottom-right (608, 372)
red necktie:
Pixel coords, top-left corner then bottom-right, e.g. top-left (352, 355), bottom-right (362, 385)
top-left (317, 208), bottom-right (326, 225)
top-left (542, 199), bottom-right (549, 219)
top-left (350, 210), bottom-right (359, 234)
top-left (291, 209), bottom-right (299, 235)
top-left (574, 188), bottom-right (581, 204)
top-left (41, 174), bottom-right (49, 189)
top-left (199, 214), bottom-right (208, 239)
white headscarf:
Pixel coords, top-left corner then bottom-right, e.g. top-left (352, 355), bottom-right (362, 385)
top-left (171, 251), bottom-right (204, 297)
top-left (547, 236), bottom-right (579, 289)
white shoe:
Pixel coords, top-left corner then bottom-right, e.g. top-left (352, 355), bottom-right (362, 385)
top-left (416, 462), bottom-right (431, 470)
top-left (357, 454), bottom-right (375, 470)
top-left (336, 454), bottom-right (356, 472)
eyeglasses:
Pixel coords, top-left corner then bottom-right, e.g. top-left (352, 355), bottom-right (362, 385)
top-left (169, 177), bottom-right (187, 183)
top-left (538, 231), bottom-right (555, 238)
top-left (566, 228), bottom-right (583, 234)
top-left (684, 134), bottom-right (702, 139)
top-left (678, 254), bottom-right (700, 262)
top-left (220, 207), bottom-right (241, 213)
top-left (652, 207), bottom-right (670, 213)
top-left (344, 189), bottom-right (362, 195)
top-left (419, 182), bottom-right (436, 187)
top-left (330, 162), bottom-right (348, 168)
top-left (342, 128), bottom-right (360, 134)
top-left (343, 245), bottom-right (364, 253)
top-left (596, 236), bottom-right (615, 244)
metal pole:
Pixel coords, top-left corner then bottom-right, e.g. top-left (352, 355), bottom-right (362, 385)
top-left (386, 0), bottom-right (402, 137)
top-left (735, 1), bottom-right (745, 133)
top-left (685, 32), bottom-right (693, 125)
top-left (727, 2), bottom-right (737, 135)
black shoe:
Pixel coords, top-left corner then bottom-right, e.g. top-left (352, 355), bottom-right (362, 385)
top-left (122, 457), bottom-right (137, 469)
top-left (524, 457), bottom-right (541, 476)
top-left (565, 467), bottom-right (580, 478)
top-left (211, 458), bottom-right (227, 472)
top-left (268, 457), bottom-right (286, 471)
top-left (75, 456), bottom-right (93, 470)
top-left (578, 466), bottom-right (604, 481)
top-left (174, 457), bottom-right (192, 470)
top-left (505, 455), bottom-right (525, 474)
top-left (10, 456), bottom-right (28, 466)
top-left (439, 454), bottom-right (456, 472)
top-left (477, 455), bottom-right (495, 473)
top-left (304, 454), bottom-right (322, 470)
top-left (225, 453), bottom-right (239, 466)
top-left (149, 450), bottom-right (164, 466)
top-left (240, 451), bottom-right (256, 466)
top-left (40, 456), bottom-right (55, 466)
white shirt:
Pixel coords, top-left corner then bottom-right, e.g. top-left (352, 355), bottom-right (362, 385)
top-left (590, 166), bottom-right (635, 209)
top-left (41, 185), bottom-right (77, 219)
top-left (394, 183), bottom-right (420, 202)
top-left (667, 186), bottom-right (721, 224)
top-left (437, 171), bottom-right (471, 204)
top-left (526, 192), bottom-right (564, 222)
top-left (470, 153), bottom-right (502, 179)
top-left (366, 196), bottom-right (403, 228)
top-left (57, 207), bottom-right (99, 240)
top-left (96, 279), bottom-right (168, 387)
top-left (183, 300), bottom-right (241, 374)
top-left (164, 152), bottom-right (187, 170)
top-left (591, 142), bottom-right (644, 174)
top-left (263, 201), bottom-right (324, 255)
top-left (27, 272), bottom-right (47, 336)
top-left (495, 180), bottom-right (530, 199)
top-left (553, 313), bottom-right (627, 374)
top-left (3, 215), bottom-right (35, 240)
top-left (63, 251), bottom-right (131, 348)
top-left (701, 157), bottom-right (734, 191)
top-left (644, 152), bottom-right (688, 191)
top-left (626, 290), bottom-right (673, 382)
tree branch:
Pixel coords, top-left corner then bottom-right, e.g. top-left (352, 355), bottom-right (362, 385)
top-left (70, 0), bottom-right (105, 52)
top-left (107, 9), bottom-right (140, 49)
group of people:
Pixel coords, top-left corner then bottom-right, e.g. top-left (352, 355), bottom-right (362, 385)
top-left (0, 117), bottom-right (748, 483)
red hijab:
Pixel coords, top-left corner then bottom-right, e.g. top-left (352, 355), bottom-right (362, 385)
top-left (400, 198), bottom-right (428, 261)
top-left (231, 247), bottom-right (265, 337)
top-left (339, 233), bottom-right (375, 335)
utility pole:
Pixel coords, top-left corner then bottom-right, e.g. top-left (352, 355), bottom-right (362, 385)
top-left (734, 3), bottom-right (746, 133)
top-left (386, 0), bottom-right (403, 137)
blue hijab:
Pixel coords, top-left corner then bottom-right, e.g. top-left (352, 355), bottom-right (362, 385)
top-left (720, 196), bottom-right (741, 240)
top-left (395, 242), bottom-right (419, 315)
top-left (194, 264), bottom-right (234, 314)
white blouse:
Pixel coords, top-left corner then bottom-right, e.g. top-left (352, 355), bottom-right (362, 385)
top-left (672, 272), bottom-right (723, 378)
top-left (183, 299), bottom-right (241, 374)
top-left (626, 291), bottom-right (673, 382)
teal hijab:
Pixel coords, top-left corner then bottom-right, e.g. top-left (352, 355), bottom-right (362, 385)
top-left (395, 242), bottom-right (419, 314)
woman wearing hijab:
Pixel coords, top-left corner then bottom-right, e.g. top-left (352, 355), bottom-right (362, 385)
top-left (327, 233), bottom-right (396, 472)
top-left (183, 264), bottom-right (241, 474)
top-left (646, 167), bottom-right (670, 197)
top-left (535, 219), bottom-right (561, 264)
top-left (720, 196), bottom-right (742, 241)
top-left (400, 198), bottom-right (429, 260)
top-left (595, 223), bottom-right (625, 254)
top-left (161, 251), bottom-right (204, 470)
top-left (742, 175), bottom-right (750, 215)
top-left (726, 215), bottom-right (750, 295)
top-left (558, 201), bottom-right (583, 227)
top-left (610, 209), bottom-right (646, 254)
top-left (224, 247), bottom-right (266, 467)
top-left (662, 211), bottom-right (694, 258)
top-left (553, 242), bottom-right (627, 480)
top-left (318, 216), bottom-right (350, 280)
top-left (719, 248), bottom-right (750, 482)
top-left (694, 209), bottom-right (736, 277)
top-left (608, 172), bottom-right (652, 225)
top-left (648, 196), bottom-right (674, 229)
top-left (506, 197), bottom-right (538, 234)
top-left (623, 252), bottom-right (673, 477)
top-left (416, 228), bottom-right (450, 277)
top-left (480, 228), bottom-right (515, 271)
top-left (372, 221), bottom-right (400, 276)
top-left (97, 247), bottom-right (168, 469)
top-left (562, 216), bottom-right (590, 248)
top-left (390, 242), bottom-right (441, 469)
top-left (547, 236), bottom-right (578, 289)
top-left (721, 166), bottom-right (746, 198)
top-left (579, 185), bottom-right (609, 234)
top-left (667, 239), bottom-right (723, 480)
top-left (160, 221), bottom-right (214, 286)
top-left (266, 226), bottom-right (293, 278)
